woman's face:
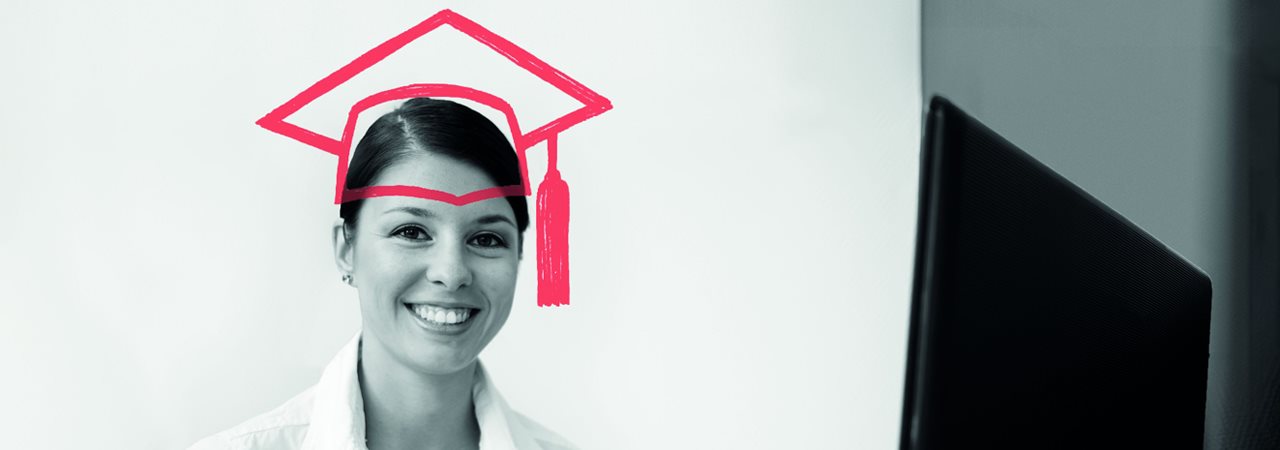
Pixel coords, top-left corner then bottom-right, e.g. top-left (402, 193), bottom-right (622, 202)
top-left (337, 151), bottom-right (520, 375)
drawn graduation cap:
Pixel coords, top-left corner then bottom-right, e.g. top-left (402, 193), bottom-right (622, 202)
top-left (256, 9), bottom-right (611, 307)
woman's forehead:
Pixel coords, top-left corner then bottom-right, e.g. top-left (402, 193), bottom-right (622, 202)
top-left (371, 152), bottom-right (500, 196)
top-left (357, 152), bottom-right (517, 224)
top-left (362, 195), bottom-right (515, 222)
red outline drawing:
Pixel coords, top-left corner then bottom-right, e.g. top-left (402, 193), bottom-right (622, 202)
top-left (256, 9), bottom-right (611, 307)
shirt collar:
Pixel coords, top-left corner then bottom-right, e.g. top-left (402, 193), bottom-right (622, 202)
top-left (300, 331), bottom-right (536, 450)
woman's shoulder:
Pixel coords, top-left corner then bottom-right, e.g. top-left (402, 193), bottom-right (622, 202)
top-left (186, 386), bottom-right (318, 450)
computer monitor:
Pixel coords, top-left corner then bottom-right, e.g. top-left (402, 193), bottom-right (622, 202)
top-left (900, 97), bottom-right (1213, 449)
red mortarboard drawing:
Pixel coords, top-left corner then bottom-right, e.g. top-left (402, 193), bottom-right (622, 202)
top-left (256, 9), bottom-right (612, 307)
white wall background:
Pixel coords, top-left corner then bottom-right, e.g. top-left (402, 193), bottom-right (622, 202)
top-left (0, 1), bottom-right (921, 448)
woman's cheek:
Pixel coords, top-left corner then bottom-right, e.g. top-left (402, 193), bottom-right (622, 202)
top-left (358, 242), bottom-right (412, 309)
top-left (370, 242), bottom-right (418, 280)
top-left (497, 258), bottom-right (521, 289)
top-left (476, 260), bottom-right (518, 303)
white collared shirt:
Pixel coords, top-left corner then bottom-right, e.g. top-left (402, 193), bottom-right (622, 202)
top-left (188, 333), bottom-right (575, 450)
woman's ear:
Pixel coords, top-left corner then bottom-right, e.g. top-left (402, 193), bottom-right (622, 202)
top-left (332, 218), bottom-right (356, 285)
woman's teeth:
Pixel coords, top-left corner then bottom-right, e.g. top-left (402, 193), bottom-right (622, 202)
top-left (411, 304), bottom-right (472, 325)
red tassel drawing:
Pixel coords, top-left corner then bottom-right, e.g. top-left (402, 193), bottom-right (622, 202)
top-left (538, 136), bottom-right (570, 306)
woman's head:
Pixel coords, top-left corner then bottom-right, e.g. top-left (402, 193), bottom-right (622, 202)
top-left (339, 97), bottom-right (529, 234)
top-left (332, 98), bottom-right (526, 376)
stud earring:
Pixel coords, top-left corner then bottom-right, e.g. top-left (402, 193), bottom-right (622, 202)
top-left (342, 274), bottom-right (353, 285)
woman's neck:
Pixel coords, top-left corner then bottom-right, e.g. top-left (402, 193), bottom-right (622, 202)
top-left (358, 335), bottom-right (480, 450)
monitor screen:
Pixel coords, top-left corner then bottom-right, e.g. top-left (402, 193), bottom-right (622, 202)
top-left (900, 96), bottom-right (1212, 449)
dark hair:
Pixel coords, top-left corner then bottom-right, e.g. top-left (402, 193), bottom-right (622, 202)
top-left (339, 97), bottom-right (529, 235)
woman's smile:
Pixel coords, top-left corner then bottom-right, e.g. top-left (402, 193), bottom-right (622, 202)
top-left (403, 302), bottom-right (483, 336)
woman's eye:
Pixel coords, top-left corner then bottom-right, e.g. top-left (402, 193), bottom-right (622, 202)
top-left (470, 233), bottom-right (508, 249)
top-left (393, 226), bottom-right (431, 241)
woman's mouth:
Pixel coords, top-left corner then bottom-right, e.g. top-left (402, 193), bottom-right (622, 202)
top-left (404, 303), bottom-right (480, 335)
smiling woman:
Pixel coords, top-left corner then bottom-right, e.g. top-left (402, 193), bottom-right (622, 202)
top-left (189, 98), bottom-right (573, 450)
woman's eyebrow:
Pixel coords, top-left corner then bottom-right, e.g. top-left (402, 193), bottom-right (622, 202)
top-left (475, 214), bottom-right (516, 228)
top-left (384, 206), bottom-right (437, 218)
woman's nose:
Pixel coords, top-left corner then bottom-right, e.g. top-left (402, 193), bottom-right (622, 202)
top-left (424, 241), bottom-right (473, 291)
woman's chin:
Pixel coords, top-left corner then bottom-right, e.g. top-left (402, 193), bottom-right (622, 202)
top-left (401, 343), bottom-right (479, 375)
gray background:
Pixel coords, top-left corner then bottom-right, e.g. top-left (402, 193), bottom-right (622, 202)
top-left (923, 1), bottom-right (1279, 447)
